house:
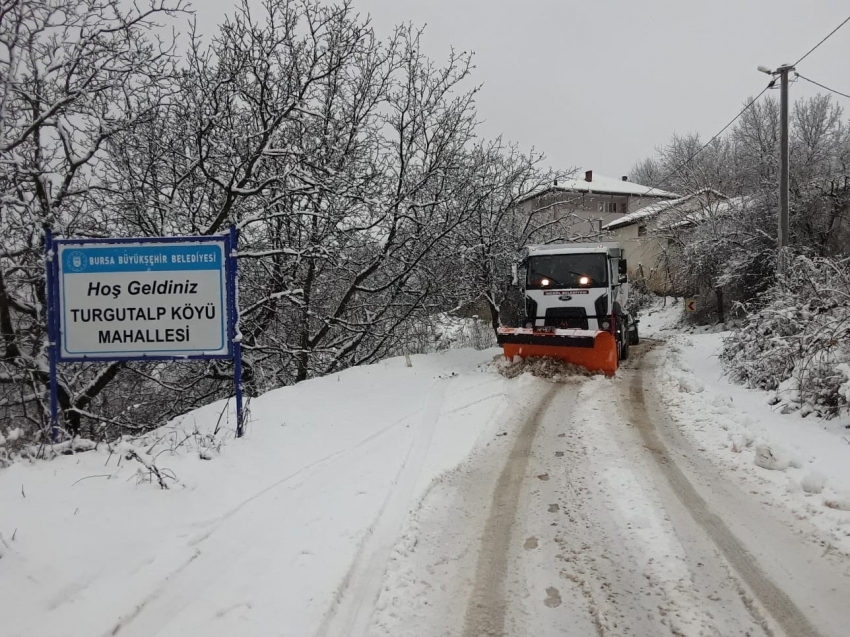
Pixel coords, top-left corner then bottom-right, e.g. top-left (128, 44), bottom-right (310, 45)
top-left (603, 188), bottom-right (727, 292)
top-left (517, 170), bottom-right (679, 239)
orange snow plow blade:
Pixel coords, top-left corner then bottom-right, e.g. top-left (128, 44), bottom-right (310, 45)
top-left (497, 327), bottom-right (618, 376)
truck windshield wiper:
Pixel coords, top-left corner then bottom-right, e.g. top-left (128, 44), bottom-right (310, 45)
top-left (530, 270), bottom-right (563, 286)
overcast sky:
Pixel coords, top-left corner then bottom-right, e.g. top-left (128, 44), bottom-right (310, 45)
top-left (193, 0), bottom-right (850, 180)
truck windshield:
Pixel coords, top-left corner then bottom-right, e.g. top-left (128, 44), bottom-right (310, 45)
top-left (526, 253), bottom-right (608, 289)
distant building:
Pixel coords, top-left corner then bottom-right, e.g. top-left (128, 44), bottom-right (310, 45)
top-left (517, 170), bottom-right (679, 239)
top-left (603, 188), bottom-right (727, 292)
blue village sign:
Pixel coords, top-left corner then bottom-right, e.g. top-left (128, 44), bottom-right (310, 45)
top-left (44, 227), bottom-right (245, 439)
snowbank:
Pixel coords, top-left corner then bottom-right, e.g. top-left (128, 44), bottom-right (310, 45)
top-left (636, 297), bottom-right (683, 339)
top-left (655, 332), bottom-right (850, 552)
top-left (0, 347), bottom-right (528, 637)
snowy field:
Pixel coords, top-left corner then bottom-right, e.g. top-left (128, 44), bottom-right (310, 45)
top-left (2, 300), bottom-right (850, 636)
top-left (0, 349), bottom-right (530, 636)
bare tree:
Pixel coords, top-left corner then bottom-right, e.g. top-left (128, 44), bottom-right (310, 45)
top-left (1, 0), bottom-right (584, 446)
top-left (0, 0), bottom-right (186, 438)
top-left (632, 93), bottom-right (850, 322)
top-left (104, 3), bottom-right (497, 392)
top-left (441, 141), bottom-right (565, 331)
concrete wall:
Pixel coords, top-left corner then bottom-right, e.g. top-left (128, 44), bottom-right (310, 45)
top-left (519, 190), bottom-right (673, 241)
top-left (607, 194), bottom-right (722, 294)
top-left (608, 223), bottom-right (671, 293)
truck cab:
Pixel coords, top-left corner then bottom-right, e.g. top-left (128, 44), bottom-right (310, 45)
top-left (515, 243), bottom-right (637, 361)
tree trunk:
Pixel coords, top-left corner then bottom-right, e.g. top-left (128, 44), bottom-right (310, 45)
top-left (715, 287), bottom-right (725, 325)
top-left (295, 257), bottom-right (316, 383)
top-left (487, 297), bottom-right (500, 334)
top-left (0, 269), bottom-right (21, 360)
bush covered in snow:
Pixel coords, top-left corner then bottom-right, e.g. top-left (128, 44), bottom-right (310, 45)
top-left (398, 314), bottom-right (497, 355)
top-left (720, 255), bottom-right (850, 418)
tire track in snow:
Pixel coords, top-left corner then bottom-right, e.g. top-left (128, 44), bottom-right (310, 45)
top-left (191, 378), bottom-right (506, 545)
top-left (104, 405), bottom-right (425, 637)
top-left (105, 550), bottom-right (201, 637)
top-left (106, 377), bottom-right (509, 637)
top-left (187, 405), bottom-right (424, 543)
top-left (460, 383), bottom-right (559, 637)
top-left (316, 379), bottom-right (451, 637)
top-left (627, 349), bottom-right (823, 637)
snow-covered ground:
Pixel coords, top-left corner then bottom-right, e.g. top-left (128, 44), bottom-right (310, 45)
top-left (3, 302), bottom-right (850, 637)
top-left (637, 296), bottom-right (690, 339)
top-left (651, 318), bottom-right (850, 554)
top-left (0, 349), bottom-right (527, 637)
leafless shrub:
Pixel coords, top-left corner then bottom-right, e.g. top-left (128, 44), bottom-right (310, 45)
top-left (721, 255), bottom-right (850, 418)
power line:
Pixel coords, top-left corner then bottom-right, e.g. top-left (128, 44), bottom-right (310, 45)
top-left (638, 84), bottom-right (772, 195)
top-left (793, 14), bottom-right (850, 66)
top-left (796, 72), bottom-right (850, 100)
top-left (634, 13), bottom-right (850, 197)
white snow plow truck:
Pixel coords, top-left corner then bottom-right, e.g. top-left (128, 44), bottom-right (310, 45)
top-left (497, 243), bottom-right (638, 376)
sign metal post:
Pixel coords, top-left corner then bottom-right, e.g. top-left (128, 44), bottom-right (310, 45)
top-left (228, 225), bottom-right (244, 437)
top-left (44, 227), bottom-right (60, 442)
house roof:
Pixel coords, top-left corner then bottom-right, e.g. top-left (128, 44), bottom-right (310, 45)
top-left (603, 188), bottom-right (727, 230)
top-left (526, 242), bottom-right (623, 257)
top-left (659, 194), bottom-right (754, 230)
top-left (520, 171), bottom-right (679, 204)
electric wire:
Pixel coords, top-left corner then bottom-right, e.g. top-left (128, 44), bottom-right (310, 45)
top-left (534, 81), bottom-right (773, 219)
top-left (630, 13), bottom-right (850, 198)
top-left (793, 14), bottom-right (850, 67)
top-left (796, 73), bottom-right (850, 100)
top-left (633, 84), bottom-right (772, 197)
top-left (539, 13), bottom-right (850, 207)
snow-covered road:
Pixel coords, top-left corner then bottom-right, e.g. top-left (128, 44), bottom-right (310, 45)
top-left (368, 344), bottom-right (850, 637)
top-left (3, 339), bottom-right (850, 636)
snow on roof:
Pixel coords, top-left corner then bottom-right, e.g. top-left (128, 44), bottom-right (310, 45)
top-left (603, 188), bottom-right (727, 230)
top-left (659, 194), bottom-right (754, 230)
top-left (520, 171), bottom-right (679, 203)
top-left (527, 242), bottom-right (622, 256)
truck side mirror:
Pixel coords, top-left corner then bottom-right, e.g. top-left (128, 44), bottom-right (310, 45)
top-left (511, 264), bottom-right (519, 286)
top-left (618, 259), bottom-right (628, 284)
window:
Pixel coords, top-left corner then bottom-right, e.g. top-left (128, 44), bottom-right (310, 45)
top-left (526, 254), bottom-right (608, 289)
top-left (597, 202), bottom-right (618, 213)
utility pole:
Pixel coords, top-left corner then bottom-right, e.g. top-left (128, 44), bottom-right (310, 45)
top-left (758, 63), bottom-right (794, 274)
top-left (777, 64), bottom-right (793, 251)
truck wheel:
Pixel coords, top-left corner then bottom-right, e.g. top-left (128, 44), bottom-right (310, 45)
top-left (618, 317), bottom-right (630, 361)
top-left (629, 324), bottom-right (640, 346)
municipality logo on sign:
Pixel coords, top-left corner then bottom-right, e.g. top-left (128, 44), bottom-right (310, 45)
top-left (65, 251), bottom-right (87, 272)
